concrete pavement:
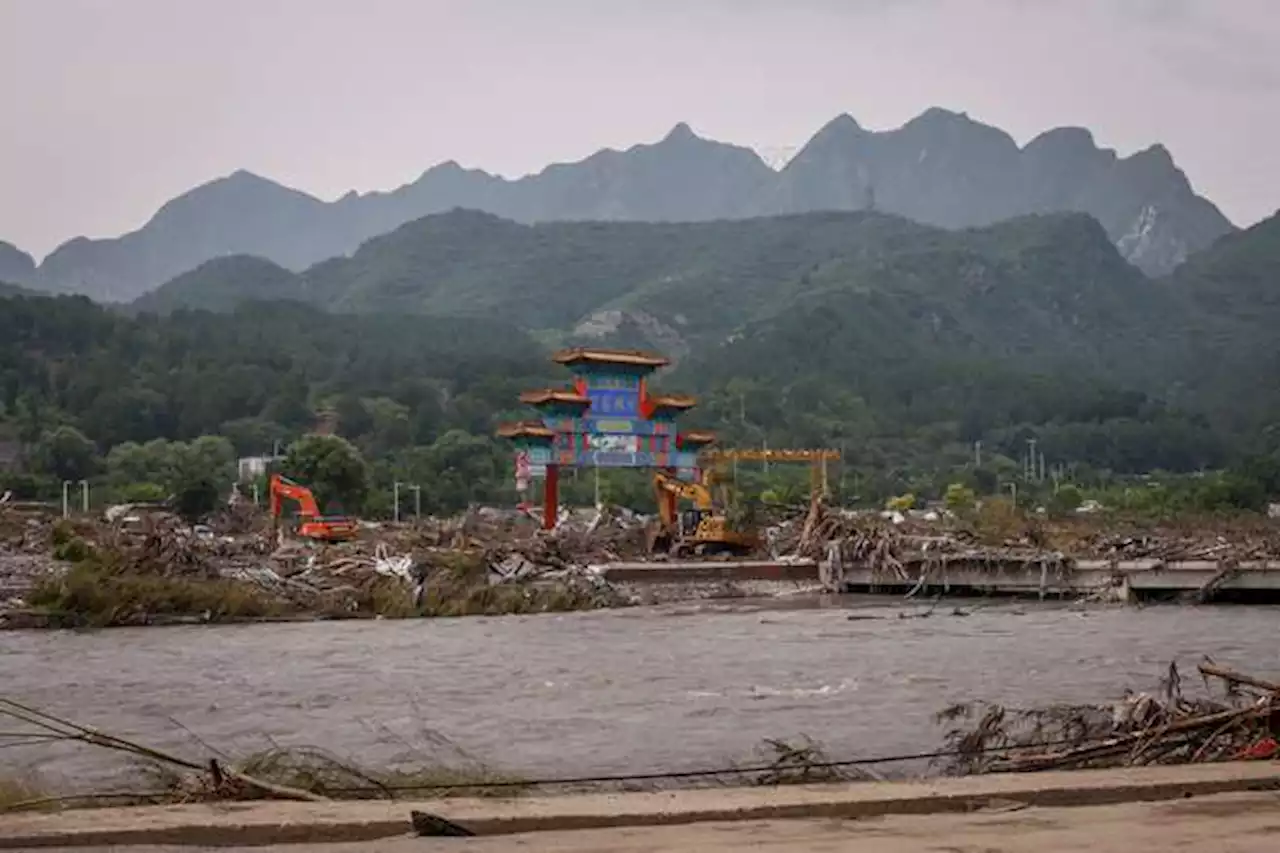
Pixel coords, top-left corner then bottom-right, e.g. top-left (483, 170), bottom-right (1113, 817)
top-left (35, 790), bottom-right (1280, 851)
top-left (5, 762), bottom-right (1280, 849)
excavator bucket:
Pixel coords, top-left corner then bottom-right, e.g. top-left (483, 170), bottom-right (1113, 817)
top-left (644, 520), bottom-right (673, 555)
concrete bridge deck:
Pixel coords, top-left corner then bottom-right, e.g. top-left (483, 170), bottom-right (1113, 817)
top-left (595, 557), bottom-right (1280, 600)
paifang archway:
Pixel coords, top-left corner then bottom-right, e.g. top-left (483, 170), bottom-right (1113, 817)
top-left (497, 347), bottom-right (713, 529)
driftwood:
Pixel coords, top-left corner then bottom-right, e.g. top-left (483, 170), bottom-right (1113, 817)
top-left (935, 661), bottom-right (1280, 775)
top-left (0, 697), bottom-right (329, 805)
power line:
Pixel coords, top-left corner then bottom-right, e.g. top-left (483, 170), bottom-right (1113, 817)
top-left (0, 733), bottom-right (1134, 811)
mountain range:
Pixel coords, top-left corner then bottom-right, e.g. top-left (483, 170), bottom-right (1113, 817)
top-left (4, 201), bottom-right (1279, 491)
top-left (126, 203), bottom-right (1280, 436)
top-left (5, 108), bottom-right (1235, 302)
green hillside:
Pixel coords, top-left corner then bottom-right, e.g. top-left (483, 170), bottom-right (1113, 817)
top-left (5, 207), bottom-right (1278, 512)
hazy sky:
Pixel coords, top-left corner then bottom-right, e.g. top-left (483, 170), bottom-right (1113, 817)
top-left (2, 0), bottom-right (1277, 257)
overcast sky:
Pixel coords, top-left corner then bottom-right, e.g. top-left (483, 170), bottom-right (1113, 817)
top-left (2, 0), bottom-right (1277, 257)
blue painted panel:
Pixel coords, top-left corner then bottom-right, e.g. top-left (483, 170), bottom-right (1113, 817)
top-left (587, 388), bottom-right (640, 417)
top-left (524, 444), bottom-right (699, 470)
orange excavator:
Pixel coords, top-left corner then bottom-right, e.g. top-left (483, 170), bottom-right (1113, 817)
top-left (269, 473), bottom-right (358, 543)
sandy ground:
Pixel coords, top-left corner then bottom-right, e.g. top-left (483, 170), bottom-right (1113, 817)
top-left (37, 790), bottom-right (1280, 852)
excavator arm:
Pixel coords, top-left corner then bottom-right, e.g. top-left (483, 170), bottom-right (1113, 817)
top-left (269, 474), bottom-right (357, 543)
top-left (269, 474), bottom-right (322, 518)
top-left (652, 471), bottom-right (713, 522)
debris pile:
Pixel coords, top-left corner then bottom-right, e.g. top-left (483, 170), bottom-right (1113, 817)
top-left (0, 502), bottom-right (643, 624)
top-left (935, 661), bottom-right (1280, 775)
top-left (776, 501), bottom-right (1280, 580)
top-left (0, 508), bottom-right (66, 605)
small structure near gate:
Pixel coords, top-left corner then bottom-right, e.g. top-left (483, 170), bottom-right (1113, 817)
top-left (497, 347), bottom-right (713, 529)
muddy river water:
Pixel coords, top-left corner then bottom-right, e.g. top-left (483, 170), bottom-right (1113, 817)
top-left (3, 598), bottom-right (1278, 789)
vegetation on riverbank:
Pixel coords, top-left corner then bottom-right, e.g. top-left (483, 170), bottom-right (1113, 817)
top-left (0, 776), bottom-right (46, 810)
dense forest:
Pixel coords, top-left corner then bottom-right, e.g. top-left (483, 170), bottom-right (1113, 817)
top-left (3, 207), bottom-right (1280, 517)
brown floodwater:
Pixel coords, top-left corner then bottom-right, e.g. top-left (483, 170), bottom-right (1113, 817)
top-left (2, 597), bottom-right (1277, 790)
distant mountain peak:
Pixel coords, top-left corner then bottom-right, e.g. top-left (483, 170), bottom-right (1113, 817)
top-left (913, 106), bottom-right (973, 126)
top-left (810, 113), bottom-right (864, 143)
top-left (1026, 126), bottom-right (1098, 150)
top-left (1132, 143), bottom-right (1175, 167)
top-left (664, 121), bottom-right (698, 142)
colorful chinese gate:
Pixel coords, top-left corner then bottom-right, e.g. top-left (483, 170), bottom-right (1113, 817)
top-left (497, 348), bottom-right (713, 529)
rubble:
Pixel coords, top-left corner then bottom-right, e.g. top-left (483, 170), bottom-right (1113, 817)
top-left (5, 496), bottom-right (1280, 628)
top-left (777, 500), bottom-right (1280, 576)
top-left (0, 501), bottom-right (649, 625)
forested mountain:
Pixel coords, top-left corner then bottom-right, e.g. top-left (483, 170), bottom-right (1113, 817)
top-left (138, 208), bottom-right (1174, 359)
top-left (129, 255), bottom-right (305, 316)
top-left (0, 295), bottom-right (549, 449)
top-left (11, 109), bottom-right (1233, 302)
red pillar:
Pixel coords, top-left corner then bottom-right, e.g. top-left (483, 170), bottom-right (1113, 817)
top-left (543, 464), bottom-right (559, 530)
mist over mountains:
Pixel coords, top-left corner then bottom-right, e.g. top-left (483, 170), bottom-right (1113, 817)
top-left (4, 108), bottom-right (1235, 302)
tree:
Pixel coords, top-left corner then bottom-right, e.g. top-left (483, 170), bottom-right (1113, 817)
top-left (886, 493), bottom-right (916, 512)
top-left (944, 482), bottom-right (976, 513)
top-left (34, 426), bottom-right (98, 483)
top-left (1048, 484), bottom-right (1084, 517)
top-left (173, 479), bottom-right (221, 523)
top-left (167, 436), bottom-right (237, 521)
top-left (282, 434), bottom-right (368, 513)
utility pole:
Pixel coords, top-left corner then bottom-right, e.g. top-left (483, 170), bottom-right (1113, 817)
top-left (839, 440), bottom-right (847, 499)
top-left (1039, 452), bottom-right (1046, 484)
top-left (393, 481), bottom-right (402, 523)
top-left (1006, 481), bottom-right (1018, 507)
top-left (410, 484), bottom-right (422, 519)
top-left (1026, 438), bottom-right (1037, 482)
top-left (79, 480), bottom-right (90, 513)
top-left (974, 440), bottom-right (982, 468)
top-left (61, 480), bottom-right (71, 519)
top-left (593, 466), bottom-right (601, 508)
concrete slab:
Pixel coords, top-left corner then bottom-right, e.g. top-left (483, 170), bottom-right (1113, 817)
top-left (4, 762), bottom-right (1280, 849)
top-left (39, 791), bottom-right (1280, 852)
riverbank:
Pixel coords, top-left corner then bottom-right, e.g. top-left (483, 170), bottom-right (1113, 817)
top-left (5, 501), bottom-right (1280, 630)
top-left (6, 764), bottom-right (1280, 848)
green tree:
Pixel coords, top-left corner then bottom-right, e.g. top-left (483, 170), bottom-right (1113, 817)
top-left (167, 436), bottom-right (237, 521)
top-left (944, 482), bottom-right (977, 513)
top-left (34, 426), bottom-right (98, 482)
top-left (282, 434), bottom-right (368, 513)
top-left (1048, 484), bottom-right (1084, 517)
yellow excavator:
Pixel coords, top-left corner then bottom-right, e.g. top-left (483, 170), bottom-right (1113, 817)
top-left (647, 470), bottom-right (759, 557)
top-left (645, 448), bottom-right (843, 557)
